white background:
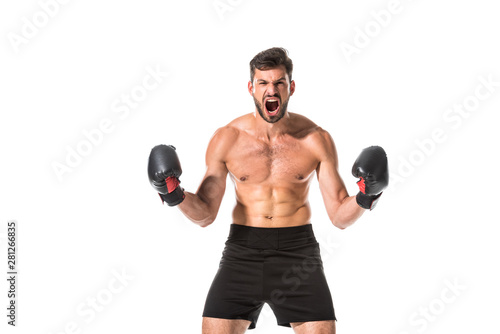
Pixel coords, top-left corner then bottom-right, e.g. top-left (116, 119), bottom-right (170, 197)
top-left (1, 0), bottom-right (499, 333)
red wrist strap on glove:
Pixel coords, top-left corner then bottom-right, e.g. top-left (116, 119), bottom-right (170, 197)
top-left (357, 177), bottom-right (366, 194)
top-left (165, 176), bottom-right (180, 193)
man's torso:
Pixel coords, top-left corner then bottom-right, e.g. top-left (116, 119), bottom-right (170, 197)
top-left (219, 112), bottom-right (327, 227)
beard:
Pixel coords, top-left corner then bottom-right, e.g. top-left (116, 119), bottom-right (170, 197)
top-left (253, 95), bottom-right (289, 124)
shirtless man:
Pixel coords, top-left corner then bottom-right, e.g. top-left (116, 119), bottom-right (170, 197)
top-left (147, 47), bottom-right (388, 333)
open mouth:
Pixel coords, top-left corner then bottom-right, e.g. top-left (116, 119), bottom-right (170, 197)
top-left (264, 97), bottom-right (280, 116)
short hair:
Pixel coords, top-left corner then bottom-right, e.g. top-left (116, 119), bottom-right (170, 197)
top-left (249, 47), bottom-right (293, 83)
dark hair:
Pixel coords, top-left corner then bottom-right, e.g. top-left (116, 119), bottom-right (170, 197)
top-left (249, 47), bottom-right (293, 83)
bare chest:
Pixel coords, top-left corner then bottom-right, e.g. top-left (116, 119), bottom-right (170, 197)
top-left (226, 136), bottom-right (318, 184)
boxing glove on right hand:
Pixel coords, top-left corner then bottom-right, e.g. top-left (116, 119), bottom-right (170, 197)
top-left (148, 144), bottom-right (185, 206)
top-left (351, 146), bottom-right (389, 210)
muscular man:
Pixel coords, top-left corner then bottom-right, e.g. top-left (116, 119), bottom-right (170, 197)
top-left (148, 47), bottom-right (389, 334)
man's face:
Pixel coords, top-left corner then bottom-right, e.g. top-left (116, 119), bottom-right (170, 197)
top-left (248, 66), bottom-right (295, 124)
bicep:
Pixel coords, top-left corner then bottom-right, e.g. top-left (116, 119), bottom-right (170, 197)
top-left (196, 162), bottom-right (228, 208)
top-left (315, 132), bottom-right (349, 213)
top-left (317, 159), bottom-right (348, 205)
top-left (195, 128), bottom-right (231, 210)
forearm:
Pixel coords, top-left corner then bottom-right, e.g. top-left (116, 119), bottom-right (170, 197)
top-left (178, 192), bottom-right (215, 228)
top-left (331, 195), bottom-right (365, 229)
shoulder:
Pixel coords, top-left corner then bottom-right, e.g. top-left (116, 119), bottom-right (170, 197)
top-left (212, 113), bottom-right (258, 142)
top-left (207, 126), bottom-right (237, 156)
top-left (288, 113), bottom-right (326, 142)
top-left (311, 127), bottom-right (335, 150)
top-left (211, 113), bottom-right (254, 142)
top-left (205, 116), bottom-right (249, 161)
top-left (291, 116), bottom-right (337, 161)
top-left (289, 113), bottom-right (333, 144)
top-left (313, 129), bottom-right (337, 159)
top-left (289, 112), bottom-right (317, 132)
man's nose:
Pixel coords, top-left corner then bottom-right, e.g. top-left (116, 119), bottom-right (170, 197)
top-left (266, 85), bottom-right (278, 96)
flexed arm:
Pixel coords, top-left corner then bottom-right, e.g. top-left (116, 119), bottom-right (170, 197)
top-left (148, 127), bottom-right (233, 227)
top-left (315, 130), bottom-right (364, 229)
top-left (315, 130), bottom-right (388, 229)
top-left (178, 153), bottom-right (228, 227)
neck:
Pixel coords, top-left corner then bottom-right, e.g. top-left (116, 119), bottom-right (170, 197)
top-left (253, 109), bottom-right (291, 140)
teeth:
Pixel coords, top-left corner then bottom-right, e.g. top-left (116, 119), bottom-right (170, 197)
top-left (267, 99), bottom-right (277, 102)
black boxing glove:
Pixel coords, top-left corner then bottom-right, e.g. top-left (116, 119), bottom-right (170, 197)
top-left (148, 144), bottom-right (185, 206)
top-left (351, 146), bottom-right (389, 210)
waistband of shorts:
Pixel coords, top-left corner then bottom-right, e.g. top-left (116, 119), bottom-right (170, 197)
top-left (226, 223), bottom-right (317, 250)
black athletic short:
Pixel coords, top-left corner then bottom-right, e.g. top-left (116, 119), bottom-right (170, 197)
top-left (202, 223), bottom-right (336, 329)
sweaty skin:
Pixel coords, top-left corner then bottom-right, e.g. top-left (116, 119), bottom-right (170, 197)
top-left (178, 66), bottom-right (365, 229)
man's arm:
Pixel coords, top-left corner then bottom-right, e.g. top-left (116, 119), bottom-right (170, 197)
top-left (315, 129), bottom-right (365, 229)
top-left (177, 127), bottom-right (232, 227)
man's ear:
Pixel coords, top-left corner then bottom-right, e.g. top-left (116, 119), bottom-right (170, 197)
top-left (290, 80), bottom-right (296, 96)
top-left (248, 80), bottom-right (254, 95)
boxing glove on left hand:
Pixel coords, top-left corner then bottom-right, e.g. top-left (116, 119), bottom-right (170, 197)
top-left (352, 146), bottom-right (389, 210)
top-left (148, 144), bottom-right (185, 206)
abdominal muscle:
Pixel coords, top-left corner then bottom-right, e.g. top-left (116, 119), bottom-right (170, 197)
top-left (231, 181), bottom-right (312, 227)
